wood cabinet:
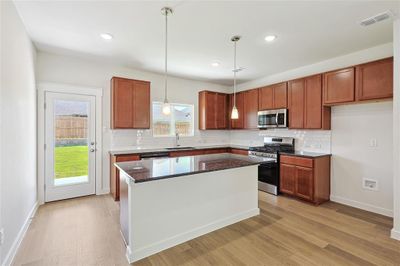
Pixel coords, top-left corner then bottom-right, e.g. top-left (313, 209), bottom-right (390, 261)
top-left (230, 148), bottom-right (249, 155)
top-left (228, 92), bottom-right (245, 129)
top-left (243, 89), bottom-right (259, 129)
top-left (288, 75), bottom-right (331, 130)
top-left (288, 78), bottom-right (305, 129)
top-left (356, 57), bottom-right (393, 101)
top-left (258, 82), bottom-right (287, 110)
top-left (169, 148), bottom-right (229, 157)
top-left (323, 67), bottom-right (355, 105)
top-left (280, 155), bottom-right (331, 204)
top-left (110, 154), bottom-right (140, 201)
top-left (111, 77), bottom-right (150, 129)
top-left (199, 91), bottom-right (228, 130)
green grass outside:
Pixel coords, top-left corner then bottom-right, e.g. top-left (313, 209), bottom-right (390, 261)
top-left (55, 145), bottom-right (88, 178)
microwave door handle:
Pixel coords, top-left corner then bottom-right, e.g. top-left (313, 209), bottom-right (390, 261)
top-left (275, 113), bottom-right (279, 126)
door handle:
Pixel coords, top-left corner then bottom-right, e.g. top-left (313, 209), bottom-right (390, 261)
top-left (90, 148), bottom-right (96, 152)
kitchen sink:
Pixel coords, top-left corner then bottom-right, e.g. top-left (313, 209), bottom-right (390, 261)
top-left (165, 147), bottom-right (195, 150)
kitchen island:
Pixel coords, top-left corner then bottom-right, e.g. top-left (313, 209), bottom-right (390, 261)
top-left (115, 153), bottom-right (269, 263)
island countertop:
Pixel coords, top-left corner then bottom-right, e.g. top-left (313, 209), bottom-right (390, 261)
top-left (115, 153), bottom-right (272, 183)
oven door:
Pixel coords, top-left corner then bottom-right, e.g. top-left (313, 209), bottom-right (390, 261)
top-left (258, 110), bottom-right (278, 128)
top-left (258, 162), bottom-right (279, 195)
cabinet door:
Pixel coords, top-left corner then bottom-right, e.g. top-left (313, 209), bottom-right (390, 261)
top-left (280, 163), bottom-right (296, 195)
top-left (112, 78), bottom-right (133, 128)
top-left (199, 91), bottom-right (217, 130)
top-left (230, 92), bottom-right (244, 129)
top-left (133, 81), bottom-right (150, 128)
top-left (295, 166), bottom-right (314, 201)
top-left (216, 93), bottom-right (228, 129)
top-left (258, 86), bottom-right (274, 110)
top-left (304, 75), bottom-right (322, 129)
top-left (243, 89), bottom-right (259, 129)
top-left (288, 78), bottom-right (305, 129)
top-left (356, 57), bottom-right (393, 101)
top-left (323, 67), bottom-right (355, 105)
top-left (273, 82), bottom-right (288, 109)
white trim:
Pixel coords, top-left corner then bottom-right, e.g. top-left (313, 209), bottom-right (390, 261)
top-left (330, 195), bottom-right (393, 217)
top-left (391, 229), bottom-right (400, 240)
top-left (37, 82), bottom-right (103, 204)
top-left (126, 208), bottom-right (260, 263)
top-left (2, 202), bottom-right (38, 266)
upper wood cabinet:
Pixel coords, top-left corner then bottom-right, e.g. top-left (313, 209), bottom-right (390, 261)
top-left (243, 89), bottom-right (259, 129)
top-left (288, 78), bottom-right (305, 129)
top-left (228, 92), bottom-right (245, 129)
top-left (304, 75), bottom-right (331, 130)
top-left (289, 75), bottom-right (331, 130)
top-left (356, 57), bottom-right (393, 101)
top-left (259, 82), bottom-right (287, 110)
top-left (199, 91), bottom-right (228, 130)
top-left (323, 67), bottom-right (355, 105)
top-left (111, 77), bottom-right (150, 129)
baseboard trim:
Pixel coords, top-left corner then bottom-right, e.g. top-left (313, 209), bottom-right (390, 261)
top-left (330, 195), bottom-right (393, 217)
top-left (96, 188), bottom-right (110, 195)
top-left (126, 208), bottom-right (260, 263)
top-left (2, 202), bottom-right (38, 266)
top-left (391, 229), bottom-right (400, 240)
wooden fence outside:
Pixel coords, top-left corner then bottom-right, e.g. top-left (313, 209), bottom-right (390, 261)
top-left (56, 115), bottom-right (87, 139)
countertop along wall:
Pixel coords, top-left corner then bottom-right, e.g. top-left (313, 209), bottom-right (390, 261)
top-left (36, 52), bottom-right (232, 193)
top-left (235, 42), bottom-right (394, 216)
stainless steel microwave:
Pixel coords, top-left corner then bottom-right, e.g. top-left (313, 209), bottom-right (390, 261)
top-left (257, 109), bottom-right (288, 128)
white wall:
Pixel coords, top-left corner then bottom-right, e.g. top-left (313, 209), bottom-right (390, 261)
top-left (392, 11), bottom-right (400, 239)
top-left (330, 102), bottom-right (393, 216)
top-left (0, 1), bottom-right (38, 265)
top-left (36, 52), bottom-right (231, 193)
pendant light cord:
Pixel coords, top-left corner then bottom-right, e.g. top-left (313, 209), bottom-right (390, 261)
top-left (233, 40), bottom-right (237, 108)
top-left (164, 10), bottom-right (168, 103)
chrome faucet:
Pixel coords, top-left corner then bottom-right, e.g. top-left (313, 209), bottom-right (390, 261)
top-left (175, 132), bottom-right (180, 147)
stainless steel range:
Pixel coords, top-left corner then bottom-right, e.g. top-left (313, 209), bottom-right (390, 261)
top-left (249, 137), bottom-right (295, 195)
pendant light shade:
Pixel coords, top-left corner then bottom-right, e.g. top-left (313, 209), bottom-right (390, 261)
top-left (231, 106), bottom-right (239, 119)
top-left (161, 7), bottom-right (173, 115)
top-left (231, 35), bottom-right (241, 120)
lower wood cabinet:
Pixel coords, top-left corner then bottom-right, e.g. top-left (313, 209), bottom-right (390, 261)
top-left (280, 155), bottom-right (331, 204)
top-left (230, 148), bottom-right (249, 155)
top-left (110, 154), bottom-right (140, 201)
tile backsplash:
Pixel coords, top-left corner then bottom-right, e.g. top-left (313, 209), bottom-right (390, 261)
top-left (110, 128), bottom-right (331, 153)
top-left (229, 129), bottom-right (331, 153)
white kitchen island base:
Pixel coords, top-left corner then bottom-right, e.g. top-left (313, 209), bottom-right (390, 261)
top-left (119, 165), bottom-right (259, 263)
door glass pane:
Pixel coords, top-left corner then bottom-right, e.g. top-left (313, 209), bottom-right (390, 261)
top-left (54, 99), bottom-right (89, 186)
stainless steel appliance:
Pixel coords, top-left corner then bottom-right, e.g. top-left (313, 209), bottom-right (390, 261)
top-left (249, 137), bottom-right (295, 195)
top-left (257, 109), bottom-right (288, 128)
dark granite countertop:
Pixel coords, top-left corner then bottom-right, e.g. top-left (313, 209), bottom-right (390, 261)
top-left (115, 153), bottom-right (272, 183)
top-left (109, 144), bottom-right (249, 156)
top-left (280, 151), bottom-right (331, 158)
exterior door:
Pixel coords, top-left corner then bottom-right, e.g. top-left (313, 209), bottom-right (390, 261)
top-left (45, 92), bottom-right (96, 202)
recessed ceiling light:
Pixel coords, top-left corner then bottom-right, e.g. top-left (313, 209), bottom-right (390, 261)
top-left (264, 35), bottom-right (277, 42)
top-left (211, 61), bottom-right (220, 67)
top-left (100, 33), bottom-right (113, 40)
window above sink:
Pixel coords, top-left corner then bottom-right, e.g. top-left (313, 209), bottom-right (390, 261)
top-left (152, 102), bottom-right (194, 137)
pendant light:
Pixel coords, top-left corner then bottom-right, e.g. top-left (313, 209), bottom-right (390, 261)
top-left (231, 35), bottom-right (241, 120)
top-left (161, 7), bottom-right (173, 115)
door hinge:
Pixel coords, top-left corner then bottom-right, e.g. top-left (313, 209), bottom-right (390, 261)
top-left (44, 184), bottom-right (46, 191)
top-left (44, 102), bottom-right (47, 109)
top-left (44, 144), bottom-right (46, 150)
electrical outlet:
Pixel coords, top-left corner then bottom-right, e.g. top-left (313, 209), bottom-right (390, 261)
top-left (363, 178), bottom-right (378, 191)
top-left (369, 138), bottom-right (378, 147)
top-left (0, 228), bottom-right (4, 245)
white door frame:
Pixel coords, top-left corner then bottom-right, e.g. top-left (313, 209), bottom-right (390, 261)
top-left (38, 82), bottom-right (103, 205)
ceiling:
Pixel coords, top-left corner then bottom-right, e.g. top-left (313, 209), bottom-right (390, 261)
top-left (14, 1), bottom-right (398, 85)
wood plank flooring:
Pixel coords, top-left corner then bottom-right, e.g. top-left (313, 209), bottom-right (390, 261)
top-left (13, 192), bottom-right (400, 265)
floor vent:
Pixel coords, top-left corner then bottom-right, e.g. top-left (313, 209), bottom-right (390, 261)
top-left (360, 10), bottom-right (393, 27)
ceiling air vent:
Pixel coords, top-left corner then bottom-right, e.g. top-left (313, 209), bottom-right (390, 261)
top-left (360, 10), bottom-right (393, 27)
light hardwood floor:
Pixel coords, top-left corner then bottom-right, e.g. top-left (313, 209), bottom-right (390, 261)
top-left (13, 192), bottom-right (400, 265)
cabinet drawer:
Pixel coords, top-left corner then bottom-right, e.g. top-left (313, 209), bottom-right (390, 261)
top-left (116, 154), bottom-right (140, 162)
top-left (280, 155), bottom-right (313, 168)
